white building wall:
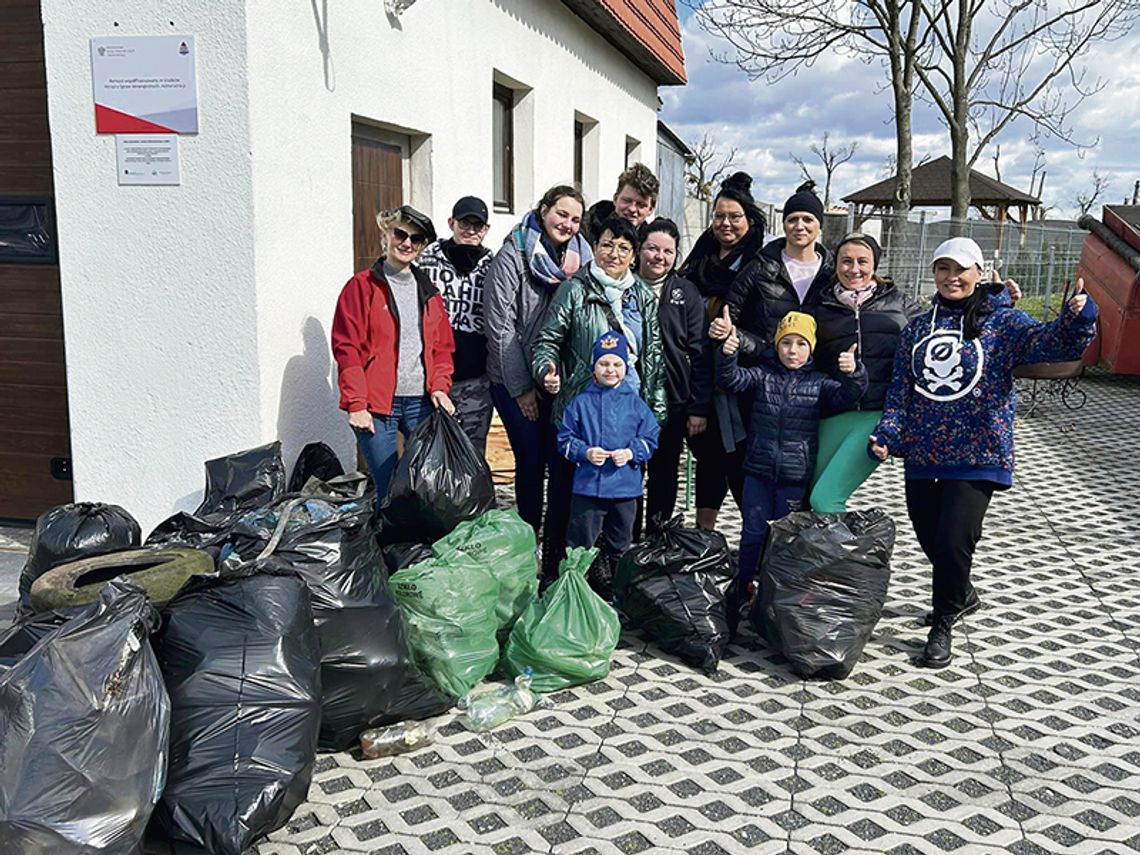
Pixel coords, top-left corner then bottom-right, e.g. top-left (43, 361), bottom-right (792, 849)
top-left (40, 0), bottom-right (261, 532)
top-left (41, 0), bottom-right (661, 532)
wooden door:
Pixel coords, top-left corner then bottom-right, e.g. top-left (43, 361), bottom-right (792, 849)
top-left (351, 125), bottom-right (403, 273)
top-left (0, 0), bottom-right (73, 520)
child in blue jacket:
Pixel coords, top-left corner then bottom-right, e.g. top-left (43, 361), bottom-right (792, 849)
top-left (559, 332), bottom-right (660, 593)
top-left (718, 311), bottom-right (867, 625)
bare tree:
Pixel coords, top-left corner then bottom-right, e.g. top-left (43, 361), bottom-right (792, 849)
top-left (1074, 170), bottom-right (1114, 216)
top-left (911, 0), bottom-right (1139, 219)
top-left (689, 0), bottom-right (924, 217)
top-left (685, 132), bottom-right (739, 202)
top-left (791, 132), bottom-right (859, 207)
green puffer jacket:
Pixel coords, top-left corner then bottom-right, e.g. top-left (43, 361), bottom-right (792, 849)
top-left (532, 266), bottom-right (668, 427)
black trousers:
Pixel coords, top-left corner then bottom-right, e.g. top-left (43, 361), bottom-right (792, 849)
top-left (686, 407), bottom-right (744, 513)
top-left (644, 407), bottom-right (688, 534)
top-left (905, 478), bottom-right (996, 619)
top-left (567, 495), bottom-right (638, 561)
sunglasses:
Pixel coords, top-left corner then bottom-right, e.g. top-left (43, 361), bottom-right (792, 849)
top-left (392, 226), bottom-right (427, 247)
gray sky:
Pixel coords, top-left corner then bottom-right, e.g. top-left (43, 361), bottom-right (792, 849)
top-left (661, 6), bottom-right (1140, 219)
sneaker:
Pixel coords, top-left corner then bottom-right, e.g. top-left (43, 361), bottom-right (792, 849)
top-left (919, 616), bottom-right (954, 668)
top-left (922, 590), bottom-right (981, 627)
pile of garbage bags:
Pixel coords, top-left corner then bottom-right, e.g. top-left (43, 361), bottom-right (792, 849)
top-left (750, 509), bottom-right (895, 680)
top-left (0, 423), bottom-right (630, 854)
top-left (614, 517), bottom-right (735, 674)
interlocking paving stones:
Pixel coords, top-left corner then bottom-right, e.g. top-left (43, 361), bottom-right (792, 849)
top-left (114, 373), bottom-right (1140, 854)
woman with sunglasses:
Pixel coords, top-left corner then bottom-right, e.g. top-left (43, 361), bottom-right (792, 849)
top-left (332, 205), bottom-right (456, 500)
top-left (531, 215), bottom-right (667, 590)
top-left (484, 184), bottom-right (592, 542)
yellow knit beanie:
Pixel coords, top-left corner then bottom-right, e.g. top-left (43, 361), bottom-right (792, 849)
top-left (775, 311), bottom-right (817, 352)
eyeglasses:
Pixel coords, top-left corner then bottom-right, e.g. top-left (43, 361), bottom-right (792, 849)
top-left (392, 226), bottom-right (427, 247)
top-left (597, 240), bottom-right (634, 259)
top-left (455, 218), bottom-right (487, 232)
top-left (713, 213), bottom-right (745, 224)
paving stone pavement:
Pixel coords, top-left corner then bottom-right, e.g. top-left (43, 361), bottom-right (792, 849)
top-left (5, 374), bottom-right (1138, 854)
top-left (240, 370), bottom-right (1140, 855)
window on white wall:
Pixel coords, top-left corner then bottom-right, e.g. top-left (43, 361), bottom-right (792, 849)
top-left (625, 135), bottom-right (642, 167)
top-left (573, 111), bottom-right (599, 198)
top-left (492, 83), bottom-right (514, 213)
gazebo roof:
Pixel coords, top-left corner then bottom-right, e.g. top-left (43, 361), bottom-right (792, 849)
top-left (842, 156), bottom-right (1040, 207)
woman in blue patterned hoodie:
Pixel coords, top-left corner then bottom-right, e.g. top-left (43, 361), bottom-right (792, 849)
top-left (870, 238), bottom-right (1097, 669)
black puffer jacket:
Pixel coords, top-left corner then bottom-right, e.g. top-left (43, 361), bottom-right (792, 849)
top-left (812, 278), bottom-right (923, 411)
top-left (728, 239), bottom-right (833, 359)
top-left (717, 350), bottom-right (866, 484)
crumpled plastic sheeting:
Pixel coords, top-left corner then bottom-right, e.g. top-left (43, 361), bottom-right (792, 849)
top-left (751, 509), bottom-right (895, 680)
top-left (614, 517), bottom-right (735, 673)
top-left (0, 579), bottom-right (170, 854)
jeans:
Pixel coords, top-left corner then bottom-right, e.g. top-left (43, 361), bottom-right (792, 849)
top-left (905, 478), bottom-right (995, 619)
top-left (738, 475), bottom-right (806, 588)
top-left (355, 395), bottom-right (434, 501)
top-left (490, 382), bottom-right (555, 534)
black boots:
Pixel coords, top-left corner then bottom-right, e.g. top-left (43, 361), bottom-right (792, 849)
top-left (920, 615), bottom-right (954, 668)
top-left (922, 589), bottom-right (981, 627)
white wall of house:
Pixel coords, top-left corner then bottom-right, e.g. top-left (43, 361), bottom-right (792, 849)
top-left (40, 0), bottom-right (662, 531)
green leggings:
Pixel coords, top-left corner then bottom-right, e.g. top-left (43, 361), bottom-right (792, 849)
top-left (810, 410), bottom-right (883, 513)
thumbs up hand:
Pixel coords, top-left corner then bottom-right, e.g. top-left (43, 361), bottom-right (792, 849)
top-left (543, 362), bottom-right (561, 395)
top-left (1068, 277), bottom-right (1088, 315)
top-left (994, 267), bottom-right (1022, 303)
top-left (709, 304), bottom-right (733, 341)
top-left (838, 342), bottom-right (858, 375)
top-left (723, 324), bottom-right (740, 356)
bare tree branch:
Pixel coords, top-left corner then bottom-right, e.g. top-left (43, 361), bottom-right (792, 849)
top-left (685, 132), bottom-right (739, 202)
top-left (1074, 170), bottom-right (1113, 216)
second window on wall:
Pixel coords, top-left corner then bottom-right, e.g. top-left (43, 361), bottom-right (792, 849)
top-left (492, 82), bottom-right (514, 212)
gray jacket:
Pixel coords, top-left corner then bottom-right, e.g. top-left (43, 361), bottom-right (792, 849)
top-left (483, 233), bottom-right (558, 398)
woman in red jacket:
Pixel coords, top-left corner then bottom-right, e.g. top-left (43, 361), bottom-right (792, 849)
top-left (331, 205), bottom-right (456, 498)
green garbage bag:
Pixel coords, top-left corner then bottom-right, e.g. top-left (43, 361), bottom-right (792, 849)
top-left (503, 547), bottom-right (620, 692)
top-left (389, 556), bottom-right (501, 697)
top-left (432, 510), bottom-right (538, 636)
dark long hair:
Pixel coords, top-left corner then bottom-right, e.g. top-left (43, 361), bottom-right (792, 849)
top-left (960, 285), bottom-right (997, 339)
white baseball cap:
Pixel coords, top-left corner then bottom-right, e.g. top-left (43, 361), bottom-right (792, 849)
top-left (931, 237), bottom-right (984, 270)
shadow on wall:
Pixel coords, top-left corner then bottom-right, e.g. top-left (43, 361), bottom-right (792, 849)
top-left (310, 0), bottom-right (335, 91)
top-left (277, 316), bottom-right (354, 476)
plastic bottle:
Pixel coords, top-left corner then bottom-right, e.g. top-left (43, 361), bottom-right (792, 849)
top-left (461, 670), bottom-right (544, 732)
top-left (359, 722), bottom-right (433, 758)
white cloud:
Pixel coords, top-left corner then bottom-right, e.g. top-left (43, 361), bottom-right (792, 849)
top-left (663, 9), bottom-right (1140, 218)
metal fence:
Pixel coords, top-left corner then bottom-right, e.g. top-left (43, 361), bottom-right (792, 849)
top-left (822, 211), bottom-right (1088, 319)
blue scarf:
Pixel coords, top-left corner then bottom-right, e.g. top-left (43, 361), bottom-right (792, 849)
top-left (519, 211), bottom-right (592, 290)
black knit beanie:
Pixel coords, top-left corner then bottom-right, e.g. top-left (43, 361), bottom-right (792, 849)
top-left (783, 180), bottom-right (824, 222)
top-left (715, 172), bottom-right (767, 235)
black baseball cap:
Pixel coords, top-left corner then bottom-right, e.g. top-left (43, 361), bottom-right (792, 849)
top-left (451, 196), bottom-right (489, 225)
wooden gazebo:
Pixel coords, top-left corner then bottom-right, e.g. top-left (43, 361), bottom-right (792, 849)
top-left (843, 156), bottom-right (1041, 226)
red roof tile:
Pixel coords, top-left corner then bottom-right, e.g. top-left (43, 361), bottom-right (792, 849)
top-left (562, 0), bottom-right (687, 85)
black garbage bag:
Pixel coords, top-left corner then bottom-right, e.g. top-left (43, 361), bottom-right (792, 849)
top-left (382, 541), bottom-right (434, 574)
top-left (749, 509), bottom-right (895, 680)
top-left (378, 409), bottom-right (494, 544)
top-left (196, 441), bottom-right (286, 516)
top-left (145, 509), bottom-right (242, 553)
top-left (18, 502), bottom-right (141, 612)
top-left (152, 564), bottom-right (321, 855)
top-left (225, 477), bottom-right (452, 750)
top-left (0, 579), bottom-right (170, 853)
top-left (0, 604), bottom-right (93, 670)
top-left (614, 517), bottom-right (735, 673)
top-left (288, 441), bottom-right (345, 493)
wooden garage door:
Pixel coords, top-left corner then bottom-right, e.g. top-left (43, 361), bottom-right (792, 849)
top-left (351, 125), bottom-right (403, 273)
top-left (0, 0), bottom-right (73, 520)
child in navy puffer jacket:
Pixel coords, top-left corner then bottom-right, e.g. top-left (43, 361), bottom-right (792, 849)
top-left (718, 311), bottom-right (867, 624)
top-left (559, 332), bottom-right (660, 595)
